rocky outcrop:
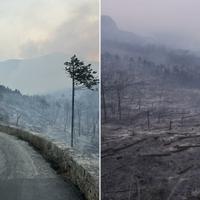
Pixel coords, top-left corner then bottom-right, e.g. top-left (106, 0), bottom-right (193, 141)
top-left (0, 124), bottom-right (99, 200)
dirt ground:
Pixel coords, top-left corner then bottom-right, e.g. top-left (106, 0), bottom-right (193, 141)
top-left (102, 123), bottom-right (200, 200)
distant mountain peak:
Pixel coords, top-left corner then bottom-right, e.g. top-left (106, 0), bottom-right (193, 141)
top-left (102, 15), bottom-right (147, 46)
top-left (101, 15), bottom-right (118, 31)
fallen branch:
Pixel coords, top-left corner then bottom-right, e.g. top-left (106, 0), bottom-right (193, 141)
top-left (102, 138), bottom-right (147, 158)
top-left (105, 188), bottom-right (135, 194)
top-left (139, 152), bottom-right (171, 157)
top-left (164, 134), bottom-right (200, 146)
top-left (178, 135), bottom-right (200, 140)
top-left (177, 165), bottom-right (193, 175)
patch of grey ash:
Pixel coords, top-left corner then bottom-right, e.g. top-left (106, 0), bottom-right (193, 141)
top-left (102, 125), bottom-right (200, 200)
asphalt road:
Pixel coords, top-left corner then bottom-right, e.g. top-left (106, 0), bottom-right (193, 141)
top-left (0, 132), bottom-right (84, 200)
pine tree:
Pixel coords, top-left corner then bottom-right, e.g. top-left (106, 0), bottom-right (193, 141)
top-left (64, 55), bottom-right (98, 147)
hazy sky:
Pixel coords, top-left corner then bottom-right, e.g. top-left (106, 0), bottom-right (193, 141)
top-left (0, 0), bottom-right (99, 94)
top-left (102, 0), bottom-right (200, 50)
top-left (0, 0), bottom-right (99, 61)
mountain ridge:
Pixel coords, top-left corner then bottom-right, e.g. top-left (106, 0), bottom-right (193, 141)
top-left (0, 53), bottom-right (99, 95)
top-left (101, 15), bottom-right (200, 65)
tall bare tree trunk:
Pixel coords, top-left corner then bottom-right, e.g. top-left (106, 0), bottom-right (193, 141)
top-left (16, 113), bottom-right (22, 127)
top-left (71, 66), bottom-right (75, 147)
top-left (64, 103), bottom-right (68, 132)
top-left (102, 83), bottom-right (107, 122)
top-left (78, 109), bottom-right (81, 136)
top-left (169, 120), bottom-right (172, 130)
top-left (117, 89), bottom-right (122, 120)
top-left (138, 98), bottom-right (141, 111)
top-left (147, 111), bottom-right (150, 130)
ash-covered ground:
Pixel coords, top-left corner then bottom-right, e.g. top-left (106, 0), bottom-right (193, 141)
top-left (102, 86), bottom-right (200, 200)
top-left (102, 123), bottom-right (200, 200)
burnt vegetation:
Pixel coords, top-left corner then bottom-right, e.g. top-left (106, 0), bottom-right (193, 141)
top-left (102, 16), bottom-right (200, 200)
top-left (0, 84), bottom-right (99, 156)
top-left (102, 52), bottom-right (200, 129)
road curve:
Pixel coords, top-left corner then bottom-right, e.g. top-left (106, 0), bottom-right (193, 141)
top-left (0, 132), bottom-right (84, 200)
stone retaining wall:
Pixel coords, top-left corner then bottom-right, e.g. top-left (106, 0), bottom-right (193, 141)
top-left (0, 124), bottom-right (99, 200)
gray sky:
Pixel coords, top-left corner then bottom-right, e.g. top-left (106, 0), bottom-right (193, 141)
top-left (0, 0), bottom-right (99, 61)
top-left (102, 0), bottom-right (200, 50)
top-left (0, 0), bottom-right (99, 94)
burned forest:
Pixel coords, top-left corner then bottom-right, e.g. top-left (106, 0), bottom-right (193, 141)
top-left (101, 15), bottom-right (200, 200)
